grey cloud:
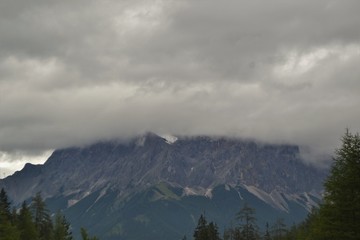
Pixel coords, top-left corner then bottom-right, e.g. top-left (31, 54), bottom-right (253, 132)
top-left (0, 0), bottom-right (360, 166)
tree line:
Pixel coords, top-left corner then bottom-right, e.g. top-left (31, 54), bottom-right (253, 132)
top-left (187, 204), bottom-right (291, 240)
top-left (189, 130), bottom-right (360, 240)
top-left (0, 190), bottom-right (99, 240)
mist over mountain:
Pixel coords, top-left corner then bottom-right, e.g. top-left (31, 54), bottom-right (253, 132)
top-left (0, 133), bottom-right (328, 240)
top-left (1, 1), bottom-right (358, 238)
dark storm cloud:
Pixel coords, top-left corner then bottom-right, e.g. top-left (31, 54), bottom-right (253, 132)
top-left (1, 0), bottom-right (360, 169)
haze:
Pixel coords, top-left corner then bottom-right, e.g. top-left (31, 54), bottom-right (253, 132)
top-left (1, 0), bottom-right (360, 177)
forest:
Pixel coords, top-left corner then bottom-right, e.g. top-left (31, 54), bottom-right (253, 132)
top-left (0, 190), bottom-right (98, 240)
top-left (1, 131), bottom-right (359, 240)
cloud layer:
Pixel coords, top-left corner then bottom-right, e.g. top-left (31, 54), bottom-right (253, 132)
top-left (1, 0), bottom-right (360, 168)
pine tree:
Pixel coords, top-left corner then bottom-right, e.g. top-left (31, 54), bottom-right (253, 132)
top-left (223, 226), bottom-right (236, 240)
top-left (53, 211), bottom-right (73, 240)
top-left (31, 192), bottom-right (53, 240)
top-left (0, 188), bottom-right (11, 221)
top-left (270, 218), bottom-right (287, 240)
top-left (236, 203), bottom-right (259, 240)
top-left (80, 227), bottom-right (99, 240)
top-left (0, 188), bottom-right (20, 240)
top-left (18, 201), bottom-right (37, 240)
top-left (207, 222), bottom-right (221, 240)
top-left (0, 190), bottom-right (99, 240)
top-left (11, 208), bottom-right (17, 226)
top-left (193, 214), bottom-right (222, 240)
top-left (263, 222), bottom-right (271, 240)
top-left (193, 214), bottom-right (208, 240)
top-left (317, 130), bottom-right (360, 239)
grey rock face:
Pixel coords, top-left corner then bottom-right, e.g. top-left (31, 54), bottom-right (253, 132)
top-left (0, 133), bottom-right (329, 240)
top-left (0, 133), bottom-right (326, 204)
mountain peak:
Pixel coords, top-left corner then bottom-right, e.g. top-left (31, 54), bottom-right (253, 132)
top-left (134, 132), bottom-right (167, 147)
top-left (0, 135), bottom-right (328, 240)
top-left (1, 135), bottom-right (327, 205)
top-left (159, 134), bottom-right (178, 144)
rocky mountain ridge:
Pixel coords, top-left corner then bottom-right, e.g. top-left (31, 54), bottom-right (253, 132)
top-left (0, 133), bottom-right (328, 240)
top-left (1, 133), bottom-right (325, 204)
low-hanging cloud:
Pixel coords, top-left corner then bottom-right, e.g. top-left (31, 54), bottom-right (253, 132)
top-left (1, 0), bottom-right (360, 168)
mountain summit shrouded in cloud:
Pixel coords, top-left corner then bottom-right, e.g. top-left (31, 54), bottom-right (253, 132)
top-left (0, 0), bottom-right (360, 172)
top-left (0, 134), bottom-right (326, 239)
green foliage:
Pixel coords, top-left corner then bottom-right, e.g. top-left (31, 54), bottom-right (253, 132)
top-left (283, 130), bottom-right (360, 239)
top-left (0, 188), bottom-right (19, 240)
top-left (0, 188), bottom-right (12, 222)
top-left (193, 214), bottom-right (221, 240)
top-left (316, 130), bottom-right (360, 239)
top-left (236, 203), bottom-right (260, 240)
top-left (223, 203), bottom-right (264, 240)
top-left (192, 130), bottom-right (360, 239)
top-left (270, 218), bottom-right (287, 240)
top-left (263, 222), bottom-right (270, 240)
top-left (31, 192), bottom-right (54, 240)
top-left (0, 189), bottom-right (98, 240)
top-left (193, 214), bottom-right (207, 240)
top-left (53, 211), bottom-right (73, 240)
top-left (81, 227), bottom-right (99, 240)
top-left (18, 201), bottom-right (37, 240)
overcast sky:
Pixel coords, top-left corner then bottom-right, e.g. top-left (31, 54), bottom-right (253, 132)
top-left (1, 0), bottom-right (360, 177)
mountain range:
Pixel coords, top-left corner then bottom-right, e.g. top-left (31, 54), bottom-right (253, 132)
top-left (0, 133), bottom-right (328, 240)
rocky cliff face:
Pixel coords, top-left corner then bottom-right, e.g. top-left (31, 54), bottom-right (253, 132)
top-left (1, 133), bottom-right (325, 204)
top-left (0, 133), bottom-right (328, 240)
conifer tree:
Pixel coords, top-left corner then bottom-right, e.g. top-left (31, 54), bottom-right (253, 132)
top-left (31, 192), bottom-right (53, 240)
top-left (80, 227), bottom-right (99, 240)
top-left (236, 203), bottom-right (259, 240)
top-left (0, 188), bottom-right (20, 240)
top-left (11, 208), bottom-right (17, 226)
top-left (317, 130), bottom-right (360, 239)
top-left (223, 226), bottom-right (235, 240)
top-left (193, 214), bottom-right (208, 240)
top-left (18, 201), bottom-right (37, 240)
top-left (207, 222), bottom-right (221, 240)
top-left (263, 222), bottom-right (271, 240)
top-left (270, 218), bottom-right (287, 240)
top-left (53, 211), bottom-right (73, 240)
top-left (193, 214), bottom-right (221, 240)
top-left (0, 188), bottom-right (11, 221)
top-left (0, 190), bottom-right (99, 240)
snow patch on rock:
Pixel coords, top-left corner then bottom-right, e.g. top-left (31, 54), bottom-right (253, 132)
top-left (160, 134), bottom-right (178, 144)
top-left (183, 187), bottom-right (212, 198)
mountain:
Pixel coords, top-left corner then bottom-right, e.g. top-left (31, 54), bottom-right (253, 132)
top-left (0, 133), bottom-right (327, 239)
